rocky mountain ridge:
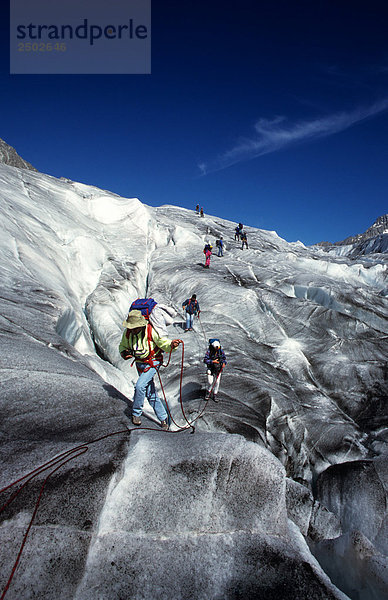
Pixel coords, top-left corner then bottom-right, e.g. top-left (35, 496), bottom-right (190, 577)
top-left (338, 214), bottom-right (388, 245)
top-left (0, 138), bottom-right (37, 171)
top-left (317, 214), bottom-right (388, 252)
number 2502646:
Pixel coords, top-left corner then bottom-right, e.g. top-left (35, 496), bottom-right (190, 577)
top-left (18, 42), bottom-right (67, 52)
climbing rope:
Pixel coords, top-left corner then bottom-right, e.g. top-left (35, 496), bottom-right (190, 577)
top-left (180, 311), bottom-right (224, 421)
top-left (197, 314), bottom-right (207, 342)
top-left (0, 423), bottom-right (186, 600)
top-left (0, 336), bottom-right (218, 599)
top-left (178, 310), bottom-right (209, 417)
top-left (157, 339), bottom-right (211, 431)
top-left (179, 312), bottom-right (217, 424)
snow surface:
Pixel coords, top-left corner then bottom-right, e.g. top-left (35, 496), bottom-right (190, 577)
top-left (0, 162), bottom-right (387, 599)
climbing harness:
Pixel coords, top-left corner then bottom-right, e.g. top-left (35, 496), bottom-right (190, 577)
top-left (183, 298), bottom-right (199, 313)
top-left (126, 323), bottom-right (164, 372)
top-left (124, 297), bottom-right (163, 372)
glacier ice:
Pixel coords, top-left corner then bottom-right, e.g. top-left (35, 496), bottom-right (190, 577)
top-left (0, 162), bottom-right (387, 599)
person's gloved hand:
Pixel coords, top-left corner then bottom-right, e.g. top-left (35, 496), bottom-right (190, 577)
top-left (171, 339), bottom-right (181, 349)
top-left (120, 350), bottom-right (133, 360)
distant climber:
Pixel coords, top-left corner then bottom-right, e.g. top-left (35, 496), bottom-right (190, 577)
top-left (234, 226), bottom-right (241, 241)
top-left (182, 294), bottom-right (201, 332)
top-left (204, 339), bottom-right (227, 401)
top-left (217, 237), bottom-right (224, 257)
top-left (241, 231), bottom-right (248, 249)
top-left (203, 243), bottom-right (212, 268)
top-left (200, 207), bottom-right (204, 217)
top-left (196, 204), bottom-right (200, 214)
top-left (119, 309), bottom-right (181, 429)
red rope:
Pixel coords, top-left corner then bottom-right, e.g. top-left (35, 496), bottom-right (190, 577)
top-left (157, 340), bottom-right (193, 431)
top-left (0, 446), bottom-right (88, 600)
top-left (157, 340), bottom-right (224, 430)
top-left (0, 423), bottom-right (187, 600)
top-left (0, 339), bottom-right (217, 598)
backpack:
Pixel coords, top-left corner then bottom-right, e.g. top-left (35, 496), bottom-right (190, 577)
top-left (128, 298), bottom-right (176, 337)
top-left (129, 298), bottom-right (157, 319)
top-left (216, 240), bottom-right (220, 247)
top-left (208, 339), bottom-right (223, 363)
top-left (125, 298), bottom-right (160, 369)
top-left (203, 243), bottom-right (211, 253)
top-left (187, 298), bottom-right (198, 312)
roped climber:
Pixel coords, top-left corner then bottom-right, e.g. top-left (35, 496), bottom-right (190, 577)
top-left (241, 230), bottom-right (248, 249)
top-left (119, 309), bottom-right (181, 429)
top-left (182, 294), bottom-right (201, 332)
top-left (204, 243), bottom-right (212, 268)
top-left (203, 339), bottom-right (227, 402)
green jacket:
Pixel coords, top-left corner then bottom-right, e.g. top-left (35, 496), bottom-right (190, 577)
top-left (119, 325), bottom-right (175, 362)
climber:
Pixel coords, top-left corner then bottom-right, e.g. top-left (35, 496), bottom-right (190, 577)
top-left (204, 244), bottom-right (212, 268)
top-left (182, 294), bottom-right (201, 332)
top-left (196, 204), bottom-right (200, 214)
top-left (217, 237), bottom-right (224, 257)
top-left (234, 225), bottom-right (241, 241)
top-left (203, 339), bottom-right (227, 402)
top-left (200, 207), bottom-right (204, 217)
top-left (241, 230), bottom-right (248, 249)
top-left (119, 310), bottom-right (181, 429)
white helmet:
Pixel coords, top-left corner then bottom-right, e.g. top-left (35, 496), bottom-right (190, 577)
top-left (211, 340), bottom-right (221, 348)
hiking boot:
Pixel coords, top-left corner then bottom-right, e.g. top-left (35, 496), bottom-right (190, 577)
top-left (205, 391), bottom-right (211, 400)
top-left (160, 420), bottom-right (169, 431)
top-left (213, 394), bottom-right (219, 403)
top-left (131, 415), bottom-right (141, 426)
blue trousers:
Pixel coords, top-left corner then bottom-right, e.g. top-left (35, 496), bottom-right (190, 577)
top-left (185, 313), bottom-right (194, 329)
top-left (132, 363), bottom-right (167, 421)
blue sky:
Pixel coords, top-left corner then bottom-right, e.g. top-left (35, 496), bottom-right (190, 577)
top-left (1, 1), bottom-right (388, 244)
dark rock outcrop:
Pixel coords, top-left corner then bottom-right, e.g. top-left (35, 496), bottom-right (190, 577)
top-left (0, 137), bottom-right (37, 171)
top-left (316, 214), bottom-right (388, 256)
top-left (338, 214), bottom-right (388, 246)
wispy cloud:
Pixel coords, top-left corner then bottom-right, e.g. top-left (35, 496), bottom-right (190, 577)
top-left (198, 98), bottom-right (388, 175)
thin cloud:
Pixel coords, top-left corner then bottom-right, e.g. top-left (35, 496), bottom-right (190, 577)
top-left (197, 162), bottom-right (207, 176)
top-left (199, 99), bottom-right (388, 174)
